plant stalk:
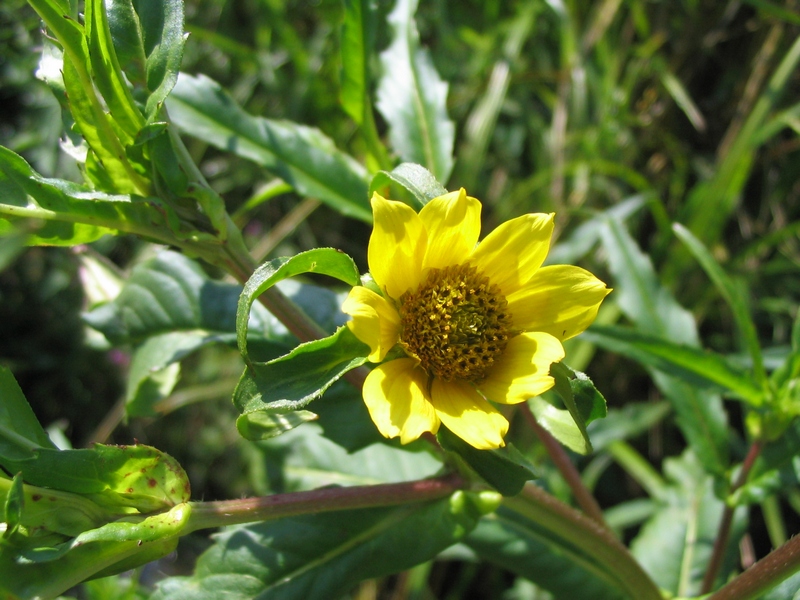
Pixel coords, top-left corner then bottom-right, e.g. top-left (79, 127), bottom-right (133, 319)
top-left (701, 439), bottom-right (764, 593)
top-left (522, 403), bottom-right (608, 526)
top-left (185, 473), bottom-right (464, 533)
top-left (708, 532), bottom-right (800, 600)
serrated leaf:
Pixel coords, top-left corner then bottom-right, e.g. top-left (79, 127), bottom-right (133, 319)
top-left (236, 248), bottom-right (361, 364)
top-left (167, 74), bottom-right (371, 222)
top-left (151, 493), bottom-right (482, 600)
top-left (599, 218), bottom-right (730, 474)
top-left (375, 0), bottom-right (455, 183)
top-left (234, 326), bottom-right (369, 432)
top-left (369, 162), bottom-right (448, 209)
top-left (584, 325), bottom-right (765, 405)
top-left (438, 427), bottom-right (536, 496)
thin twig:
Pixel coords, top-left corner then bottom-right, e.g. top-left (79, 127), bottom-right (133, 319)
top-left (521, 403), bottom-right (608, 527)
top-left (702, 440), bottom-right (764, 593)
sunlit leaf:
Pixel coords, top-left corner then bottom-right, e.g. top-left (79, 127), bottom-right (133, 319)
top-left (167, 74), bottom-right (372, 222)
top-left (376, 0), bottom-right (455, 183)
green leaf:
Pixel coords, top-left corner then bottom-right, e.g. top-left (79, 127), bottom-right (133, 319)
top-left (258, 421), bottom-right (442, 491)
top-left (0, 503), bottom-right (189, 599)
top-left (369, 162), bottom-right (449, 209)
top-left (84, 250), bottom-right (284, 346)
top-left (0, 365), bottom-right (57, 459)
top-left (0, 471), bottom-right (120, 538)
top-left (151, 493), bottom-right (484, 600)
top-left (0, 146), bottom-right (176, 246)
top-left (546, 363), bottom-right (608, 454)
top-left (167, 73), bottom-right (372, 222)
top-left (466, 512), bottom-right (629, 600)
top-left (1, 443), bottom-right (189, 514)
top-left (234, 326), bottom-right (369, 439)
top-left (28, 0), bottom-right (149, 194)
top-left (2, 474), bottom-right (24, 539)
top-left (630, 451), bottom-right (746, 596)
top-left (85, 0), bottom-right (144, 138)
top-left (673, 222), bottom-right (766, 385)
top-left (584, 325), bottom-right (765, 405)
top-left (529, 396), bottom-right (591, 455)
top-left (438, 427), bottom-right (536, 496)
top-left (376, 0), bottom-right (455, 183)
top-left (138, 0), bottom-right (186, 118)
top-left (236, 248), bottom-right (361, 364)
top-left (236, 410), bottom-right (319, 442)
top-left (340, 0), bottom-right (375, 125)
top-left (599, 218), bottom-right (730, 475)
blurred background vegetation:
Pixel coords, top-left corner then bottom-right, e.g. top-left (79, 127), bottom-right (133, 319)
top-left (1, 0), bottom-right (799, 596)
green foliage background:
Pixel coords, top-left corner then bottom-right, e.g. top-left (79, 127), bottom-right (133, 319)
top-left (0, 0), bottom-right (799, 598)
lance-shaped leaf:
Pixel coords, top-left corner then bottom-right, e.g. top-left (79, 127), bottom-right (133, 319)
top-left (376, 0), bottom-right (455, 183)
top-left (673, 222), bottom-right (766, 385)
top-left (167, 73), bottom-right (372, 222)
top-left (234, 327), bottom-right (369, 440)
top-left (0, 146), bottom-right (176, 246)
top-left (151, 492), bottom-right (489, 600)
top-left (599, 218), bottom-right (730, 475)
top-left (584, 325), bottom-right (765, 405)
top-left (340, 0), bottom-right (375, 125)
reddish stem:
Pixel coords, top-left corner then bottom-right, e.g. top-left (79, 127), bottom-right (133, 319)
top-left (186, 473), bottom-right (465, 533)
top-left (522, 403), bottom-right (608, 527)
top-left (702, 440), bottom-right (764, 593)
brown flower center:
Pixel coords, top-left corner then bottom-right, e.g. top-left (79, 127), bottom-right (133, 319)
top-left (399, 264), bottom-right (512, 382)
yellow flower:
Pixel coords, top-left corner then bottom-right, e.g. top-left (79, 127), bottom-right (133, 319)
top-left (343, 189), bottom-right (610, 450)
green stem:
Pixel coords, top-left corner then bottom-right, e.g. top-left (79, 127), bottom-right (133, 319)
top-left (708, 533), bottom-right (800, 600)
top-left (185, 473), bottom-right (464, 533)
top-left (504, 484), bottom-right (662, 600)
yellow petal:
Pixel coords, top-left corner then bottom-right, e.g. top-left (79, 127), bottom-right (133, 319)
top-left (419, 189), bottom-right (482, 271)
top-left (342, 286), bottom-right (401, 362)
top-left (469, 213), bottom-right (555, 297)
top-left (479, 332), bottom-right (565, 404)
top-left (362, 359), bottom-right (440, 444)
top-left (507, 265), bottom-right (611, 340)
top-left (368, 192), bottom-right (427, 299)
top-left (430, 378), bottom-right (508, 449)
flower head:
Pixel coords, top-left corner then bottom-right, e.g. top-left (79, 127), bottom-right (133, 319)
top-left (343, 189), bottom-right (610, 449)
